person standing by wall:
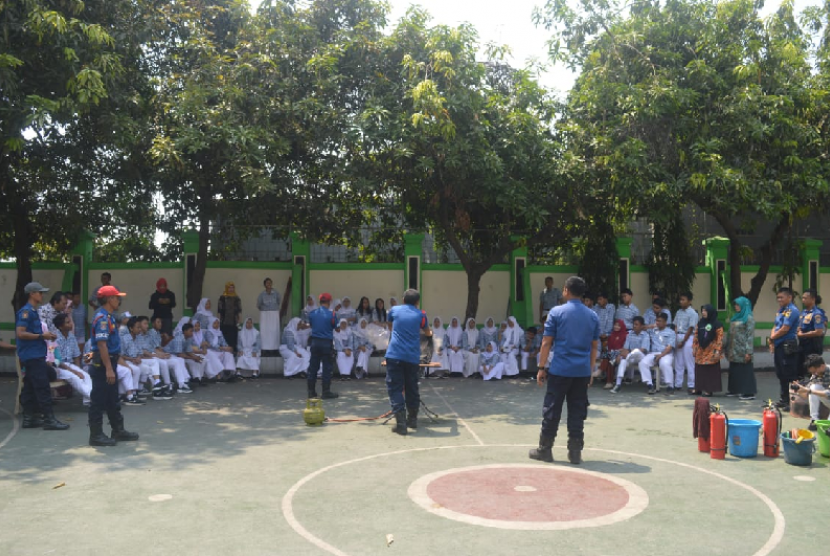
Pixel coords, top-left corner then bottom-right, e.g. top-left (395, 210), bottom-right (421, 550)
top-left (539, 277), bottom-right (562, 323)
top-left (726, 297), bottom-right (757, 400)
top-left (149, 278), bottom-right (176, 335)
top-left (88, 272), bottom-right (115, 309)
top-left (257, 278), bottom-right (281, 353)
top-left (306, 293), bottom-right (339, 399)
top-left (528, 276), bottom-right (599, 465)
top-left (218, 282), bottom-right (242, 355)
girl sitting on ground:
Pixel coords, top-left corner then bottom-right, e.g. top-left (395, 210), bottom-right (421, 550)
top-left (280, 317), bottom-right (311, 379)
top-left (480, 341), bottom-right (505, 381)
top-left (334, 318), bottom-right (355, 379)
top-left (237, 317), bottom-right (261, 379)
top-left (353, 317), bottom-right (374, 379)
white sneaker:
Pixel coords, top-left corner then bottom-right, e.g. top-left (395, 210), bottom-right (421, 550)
top-left (178, 385), bottom-right (193, 394)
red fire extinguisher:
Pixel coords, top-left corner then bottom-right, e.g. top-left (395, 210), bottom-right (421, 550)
top-left (763, 399), bottom-right (782, 458)
top-left (710, 404), bottom-right (728, 460)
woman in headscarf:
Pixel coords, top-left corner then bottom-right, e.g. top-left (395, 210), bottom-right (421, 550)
top-left (149, 278), bottom-right (177, 335)
top-left (218, 282), bottom-right (242, 355)
top-left (301, 295), bottom-right (317, 323)
top-left (445, 317), bottom-right (466, 375)
top-left (602, 319), bottom-right (628, 389)
top-left (372, 298), bottom-right (387, 324)
top-left (236, 317), bottom-right (261, 378)
top-left (191, 320), bottom-right (223, 381)
top-left (193, 298), bottom-right (214, 331)
top-left (462, 318), bottom-right (480, 378)
top-left (173, 316), bottom-right (191, 337)
top-left (353, 317), bottom-right (374, 379)
top-left (334, 319), bottom-right (355, 379)
top-left (480, 341), bottom-right (505, 381)
top-left (693, 304), bottom-right (724, 396)
top-left (429, 317), bottom-right (449, 378)
top-left (280, 317), bottom-right (311, 378)
top-left (339, 296), bottom-right (357, 325)
top-left (205, 317), bottom-right (238, 381)
top-left (479, 317), bottom-right (499, 351)
top-left (257, 277), bottom-right (281, 352)
top-left (726, 297), bottom-right (757, 400)
top-left (500, 316), bottom-right (523, 377)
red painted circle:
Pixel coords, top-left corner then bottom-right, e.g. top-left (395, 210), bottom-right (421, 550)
top-left (425, 468), bottom-right (630, 522)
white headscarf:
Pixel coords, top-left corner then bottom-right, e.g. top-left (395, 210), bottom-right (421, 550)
top-left (482, 317), bottom-right (498, 336)
top-left (192, 321), bottom-right (204, 346)
top-left (464, 318), bottom-right (479, 348)
top-left (208, 317), bottom-right (223, 348)
top-left (333, 298), bottom-right (342, 310)
top-left (174, 316), bottom-right (191, 336)
top-left (334, 319), bottom-right (351, 344)
top-left (355, 317), bottom-right (369, 340)
top-left (504, 316), bottom-right (523, 346)
top-left (285, 317), bottom-right (301, 335)
top-left (239, 317), bottom-right (259, 350)
top-left (431, 317), bottom-right (445, 339)
top-left (483, 341), bottom-right (500, 362)
top-left (446, 316), bottom-right (463, 346)
top-left (196, 298), bottom-right (213, 319)
top-left (305, 296), bottom-right (317, 311)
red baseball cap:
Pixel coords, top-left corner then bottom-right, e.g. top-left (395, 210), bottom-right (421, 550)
top-left (97, 285), bottom-right (126, 298)
top-left (319, 293), bottom-right (332, 303)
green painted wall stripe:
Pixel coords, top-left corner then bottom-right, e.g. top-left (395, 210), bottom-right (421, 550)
top-left (308, 263), bottom-right (404, 271)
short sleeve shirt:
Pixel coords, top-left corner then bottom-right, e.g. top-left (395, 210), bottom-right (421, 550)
top-left (543, 300), bottom-right (600, 377)
top-left (385, 305), bottom-right (428, 365)
top-left (309, 307), bottom-right (337, 340)
top-left (650, 328), bottom-right (676, 354)
top-left (615, 303), bottom-right (640, 331)
top-left (56, 332), bottom-right (81, 363)
top-left (16, 303), bottom-right (47, 361)
top-left (799, 308), bottom-right (826, 335)
top-left (674, 307), bottom-right (699, 334)
top-left (90, 307), bottom-right (121, 355)
top-left (594, 303), bottom-right (615, 336)
top-left (540, 288), bottom-right (562, 311)
top-left (163, 335), bottom-right (184, 355)
top-left (121, 334), bottom-right (142, 358)
top-left (773, 303), bottom-right (800, 347)
top-left (623, 331), bottom-right (650, 353)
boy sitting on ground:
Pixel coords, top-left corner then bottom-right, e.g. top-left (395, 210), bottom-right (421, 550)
top-left (792, 354), bottom-right (830, 431)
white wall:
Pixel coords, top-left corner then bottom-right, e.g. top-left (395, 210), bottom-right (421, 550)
top-left (201, 268), bottom-right (292, 323)
top-left (87, 268), bottom-right (185, 322)
top-left (421, 269), bottom-right (510, 323)
top-left (630, 271), bottom-right (650, 310)
top-left (692, 272), bottom-right (711, 309)
top-left (0, 268), bottom-right (66, 324)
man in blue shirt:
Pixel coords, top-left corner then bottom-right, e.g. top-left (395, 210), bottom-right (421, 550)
top-left (385, 289), bottom-right (431, 435)
top-left (306, 293), bottom-right (339, 400)
top-left (797, 289), bottom-right (826, 379)
top-left (529, 276), bottom-right (599, 465)
top-left (769, 287), bottom-right (801, 409)
top-left (88, 285), bottom-right (138, 446)
top-left (16, 282), bottom-right (69, 431)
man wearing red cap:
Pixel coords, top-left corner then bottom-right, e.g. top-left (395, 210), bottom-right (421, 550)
top-left (88, 285), bottom-right (139, 447)
top-left (306, 293), bottom-right (339, 399)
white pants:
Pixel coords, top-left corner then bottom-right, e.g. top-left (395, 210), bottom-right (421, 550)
top-left (464, 351), bottom-right (480, 377)
top-left (431, 348), bottom-right (448, 370)
top-left (639, 353), bottom-right (674, 387)
top-left (260, 311), bottom-right (280, 350)
top-left (501, 347), bottom-right (519, 376)
top-left (520, 351), bottom-right (536, 371)
top-left (674, 334), bottom-right (695, 388)
top-left (355, 347), bottom-right (372, 378)
top-left (141, 358), bottom-right (164, 382)
top-left (186, 357), bottom-right (207, 379)
top-left (116, 364), bottom-right (133, 394)
top-left (616, 350), bottom-right (647, 385)
top-left (809, 385), bottom-right (830, 420)
top-left (124, 361), bottom-right (153, 391)
top-left (481, 361), bottom-right (505, 381)
top-left (336, 351), bottom-right (354, 376)
top-left (202, 351), bottom-right (225, 379)
top-left (160, 356), bottom-right (190, 387)
top-left (280, 345), bottom-right (310, 377)
top-left (237, 352), bottom-right (260, 373)
top-left (447, 347), bottom-right (465, 374)
top-left (56, 364), bottom-right (92, 403)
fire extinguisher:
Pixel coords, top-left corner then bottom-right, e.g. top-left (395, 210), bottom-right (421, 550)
top-left (762, 399), bottom-right (783, 458)
top-left (710, 404), bottom-right (728, 460)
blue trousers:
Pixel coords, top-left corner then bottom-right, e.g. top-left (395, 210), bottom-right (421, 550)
top-left (88, 355), bottom-right (124, 428)
top-left (774, 345), bottom-right (798, 403)
top-left (19, 357), bottom-right (55, 414)
top-left (541, 375), bottom-right (590, 442)
top-left (307, 338), bottom-right (334, 391)
top-left (386, 358), bottom-right (420, 413)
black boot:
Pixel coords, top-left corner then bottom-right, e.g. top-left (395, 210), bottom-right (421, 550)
top-left (528, 434), bottom-right (554, 463)
top-left (22, 412), bottom-right (44, 429)
top-left (392, 410), bottom-right (407, 435)
top-left (89, 423), bottom-right (117, 447)
top-left (110, 415), bottom-right (139, 441)
top-left (567, 438), bottom-right (584, 465)
top-left (307, 387), bottom-right (319, 399)
top-left (321, 383), bottom-right (339, 399)
top-left (41, 411), bottom-right (70, 431)
top-left (406, 407), bottom-right (419, 429)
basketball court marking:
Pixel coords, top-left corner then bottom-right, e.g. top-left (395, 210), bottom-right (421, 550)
top-left (0, 407), bottom-right (20, 451)
top-left (427, 382), bottom-right (484, 445)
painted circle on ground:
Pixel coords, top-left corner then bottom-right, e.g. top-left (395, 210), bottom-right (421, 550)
top-left (408, 464), bottom-right (648, 530)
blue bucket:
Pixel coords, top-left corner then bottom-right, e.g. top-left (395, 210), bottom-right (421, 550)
top-left (781, 432), bottom-right (816, 467)
top-left (727, 419), bottom-right (762, 458)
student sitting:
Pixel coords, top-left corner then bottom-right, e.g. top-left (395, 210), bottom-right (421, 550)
top-left (480, 341), bottom-right (505, 381)
top-left (462, 318), bottom-right (480, 378)
top-left (161, 324), bottom-right (197, 393)
top-left (53, 314), bottom-right (92, 405)
top-left (602, 319), bottom-right (627, 389)
top-left (643, 297), bottom-right (672, 342)
top-left (237, 317), bottom-right (261, 378)
top-left (205, 317), bottom-right (238, 381)
top-left (170, 318), bottom-right (208, 386)
top-left (191, 319), bottom-right (222, 383)
top-left (301, 295), bottom-right (316, 323)
top-left (445, 317), bottom-right (466, 376)
top-left (355, 297), bottom-right (373, 324)
top-left (146, 316), bottom-right (190, 393)
top-left (280, 317), bottom-right (311, 378)
top-left (334, 318), bottom-right (355, 379)
top-left (500, 316), bottom-right (523, 377)
top-left (610, 316), bottom-right (650, 394)
top-left (792, 354), bottom-right (830, 431)
top-left (338, 296), bottom-right (357, 326)
top-left (122, 317), bottom-right (170, 400)
top-left (353, 318), bottom-right (374, 379)
top-left (372, 298), bottom-right (387, 324)
top-left (479, 317), bottom-right (499, 351)
top-left (519, 327), bottom-right (541, 375)
top-left (429, 317), bottom-right (449, 378)
top-left (638, 313), bottom-right (675, 393)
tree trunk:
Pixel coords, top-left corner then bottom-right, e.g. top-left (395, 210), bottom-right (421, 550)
top-left (745, 215), bottom-right (790, 307)
top-left (464, 266), bottom-right (485, 320)
top-left (11, 197), bottom-right (33, 313)
top-left (187, 209), bottom-right (211, 311)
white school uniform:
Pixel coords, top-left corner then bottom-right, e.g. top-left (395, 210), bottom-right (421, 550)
top-left (445, 317), bottom-right (466, 375)
top-left (237, 318), bottom-right (261, 373)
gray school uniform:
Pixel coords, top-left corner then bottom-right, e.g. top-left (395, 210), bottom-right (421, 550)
top-left (623, 331), bottom-right (650, 353)
top-left (615, 303), bottom-right (640, 331)
top-left (257, 290), bottom-right (281, 312)
top-left (650, 327), bottom-right (676, 354)
top-left (540, 288), bottom-right (562, 313)
top-left (594, 303), bottom-right (616, 336)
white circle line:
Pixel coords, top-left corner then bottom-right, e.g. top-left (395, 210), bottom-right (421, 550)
top-left (281, 444), bottom-right (785, 556)
top-left (407, 463), bottom-right (649, 531)
top-left (0, 407), bottom-right (20, 451)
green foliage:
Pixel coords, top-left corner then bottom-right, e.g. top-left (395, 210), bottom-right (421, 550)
top-left (646, 214), bottom-right (697, 311)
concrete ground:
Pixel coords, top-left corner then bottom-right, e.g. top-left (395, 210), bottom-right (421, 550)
top-left (0, 371), bottom-right (826, 556)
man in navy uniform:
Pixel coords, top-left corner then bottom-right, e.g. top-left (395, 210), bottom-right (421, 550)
top-left (768, 287), bottom-right (800, 410)
top-left (88, 285), bottom-right (139, 446)
top-left (385, 289), bottom-right (431, 435)
top-left (16, 282), bottom-right (69, 431)
top-left (797, 288), bottom-right (826, 378)
top-left (307, 293), bottom-right (339, 400)
top-left (529, 276), bottom-right (599, 465)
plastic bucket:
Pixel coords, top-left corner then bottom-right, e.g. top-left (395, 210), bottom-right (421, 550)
top-left (727, 419), bottom-right (762, 458)
top-left (781, 431), bottom-right (816, 466)
top-left (815, 420), bottom-right (830, 458)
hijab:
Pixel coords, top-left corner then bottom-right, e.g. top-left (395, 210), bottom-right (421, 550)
top-left (446, 316), bottom-right (463, 346)
top-left (196, 297), bottom-right (213, 319)
top-left (174, 316), bottom-right (190, 336)
top-left (731, 297), bottom-right (752, 325)
top-left (503, 316), bottom-right (524, 346)
top-left (432, 317), bottom-right (445, 339)
top-left (284, 317), bottom-right (301, 342)
top-left (483, 341), bottom-right (499, 362)
top-left (334, 319), bottom-right (352, 344)
top-left (355, 317), bottom-right (369, 340)
top-left (464, 318), bottom-right (479, 348)
top-left (156, 278), bottom-right (168, 293)
top-left (239, 317), bottom-right (259, 350)
top-left (607, 319), bottom-right (628, 350)
top-left (305, 295), bottom-right (317, 311)
top-left (208, 318), bottom-right (223, 348)
top-left (482, 317), bottom-right (498, 337)
top-left (192, 321), bottom-right (204, 346)
top-left (697, 304), bottom-right (723, 349)
top-left (223, 282), bottom-right (238, 297)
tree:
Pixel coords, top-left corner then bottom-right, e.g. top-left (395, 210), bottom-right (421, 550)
top-left (353, 9), bottom-right (582, 319)
top-left (537, 0), bottom-right (830, 306)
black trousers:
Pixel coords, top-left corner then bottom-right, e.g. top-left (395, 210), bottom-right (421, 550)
top-left (797, 339), bottom-right (823, 378)
top-left (307, 338), bottom-right (334, 391)
top-left (221, 324), bottom-right (238, 355)
top-left (774, 345), bottom-right (799, 403)
top-left (541, 375), bottom-right (590, 442)
top-left (19, 357), bottom-right (55, 414)
top-left (88, 355), bottom-right (125, 428)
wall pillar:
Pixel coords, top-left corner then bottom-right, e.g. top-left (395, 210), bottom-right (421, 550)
top-left (182, 230), bottom-right (200, 317)
top-left (509, 236), bottom-right (529, 326)
top-left (290, 232), bottom-right (311, 318)
top-left (65, 230), bottom-right (96, 306)
top-left (615, 237), bottom-right (633, 296)
top-left (800, 239), bottom-right (822, 293)
top-left (404, 233), bottom-right (424, 300)
top-left (704, 236), bottom-right (730, 317)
